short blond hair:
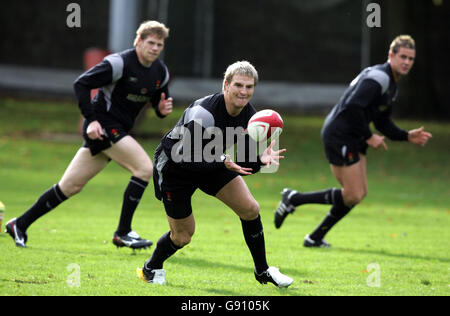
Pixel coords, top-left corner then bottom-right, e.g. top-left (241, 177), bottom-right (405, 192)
top-left (223, 61), bottom-right (259, 91)
top-left (389, 35), bottom-right (415, 55)
top-left (134, 20), bottom-right (169, 47)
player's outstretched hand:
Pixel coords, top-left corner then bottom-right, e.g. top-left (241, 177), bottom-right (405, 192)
top-left (366, 133), bottom-right (388, 151)
top-left (86, 120), bottom-right (104, 140)
top-left (408, 126), bottom-right (432, 147)
top-left (158, 92), bottom-right (173, 116)
top-left (224, 155), bottom-right (254, 175)
top-left (260, 140), bottom-right (286, 167)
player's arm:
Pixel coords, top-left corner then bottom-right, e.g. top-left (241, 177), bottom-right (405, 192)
top-left (73, 59), bottom-right (114, 124)
top-left (234, 134), bottom-right (265, 175)
top-left (373, 109), bottom-right (409, 141)
top-left (373, 106), bottom-right (432, 146)
top-left (345, 79), bottom-right (382, 141)
top-left (346, 79), bottom-right (389, 150)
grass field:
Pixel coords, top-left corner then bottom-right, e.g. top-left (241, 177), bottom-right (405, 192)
top-left (0, 97), bottom-right (449, 296)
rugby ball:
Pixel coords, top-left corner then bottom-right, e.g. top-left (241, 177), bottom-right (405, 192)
top-left (247, 110), bottom-right (284, 142)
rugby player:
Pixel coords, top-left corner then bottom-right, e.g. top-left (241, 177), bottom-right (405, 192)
top-left (137, 61), bottom-right (293, 287)
top-left (274, 35), bottom-right (432, 248)
top-left (6, 21), bottom-right (173, 249)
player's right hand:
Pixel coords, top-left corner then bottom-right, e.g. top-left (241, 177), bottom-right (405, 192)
top-left (366, 134), bottom-right (388, 151)
top-left (86, 121), bottom-right (104, 140)
top-left (224, 154), bottom-right (253, 175)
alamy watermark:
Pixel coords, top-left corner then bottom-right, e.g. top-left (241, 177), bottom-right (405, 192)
top-left (366, 3), bottom-right (381, 28)
top-left (66, 263), bottom-right (81, 288)
top-left (67, 2), bottom-right (381, 29)
top-left (66, 3), bottom-right (81, 28)
top-left (366, 263), bottom-right (381, 288)
top-left (168, 122), bottom-right (281, 173)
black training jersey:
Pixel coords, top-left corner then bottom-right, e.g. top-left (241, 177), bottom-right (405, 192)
top-left (159, 93), bottom-right (262, 174)
top-left (322, 62), bottom-right (408, 144)
top-left (74, 48), bottom-right (170, 131)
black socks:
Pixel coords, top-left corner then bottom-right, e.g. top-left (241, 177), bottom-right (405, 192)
top-left (145, 231), bottom-right (182, 270)
top-left (309, 189), bottom-right (354, 241)
top-left (17, 176), bottom-right (148, 235)
top-left (16, 184), bottom-right (68, 231)
top-left (145, 216), bottom-right (270, 275)
top-left (290, 188), bottom-right (338, 206)
top-left (241, 215), bottom-right (269, 275)
top-left (116, 176), bottom-right (148, 236)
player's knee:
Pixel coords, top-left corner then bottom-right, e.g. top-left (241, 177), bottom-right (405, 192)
top-left (171, 230), bottom-right (194, 248)
top-left (240, 200), bottom-right (260, 221)
top-left (345, 190), bottom-right (366, 206)
top-left (59, 181), bottom-right (84, 197)
top-left (134, 164), bottom-right (153, 181)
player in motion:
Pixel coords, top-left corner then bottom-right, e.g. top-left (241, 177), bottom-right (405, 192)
top-left (137, 61), bottom-right (293, 287)
top-left (274, 35), bottom-right (432, 247)
top-left (6, 21), bottom-right (173, 249)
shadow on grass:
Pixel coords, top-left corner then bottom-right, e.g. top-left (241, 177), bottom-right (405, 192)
top-left (166, 256), bottom-right (305, 295)
top-left (170, 256), bottom-right (304, 276)
top-left (332, 247), bottom-right (450, 263)
top-left (20, 244), bottom-right (153, 259)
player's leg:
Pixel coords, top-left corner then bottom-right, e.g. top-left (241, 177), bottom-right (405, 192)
top-left (216, 177), bottom-right (267, 270)
top-left (306, 155), bottom-right (367, 246)
top-left (102, 136), bottom-right (153, 248)
top-left (7, 148), bottom-right (109, 247)
top-left (274, 186), bottom-right (343, 229)
top-left (216, 176), bottom-right (293, 287)
top-left (59, 148), bottom-right (111, 197)
top-left (139, 190), bottom-right (195, 284)
top-left (274, 141), bottom-right (366, 231)
top-left (332, 153), bottom-right (367, 206)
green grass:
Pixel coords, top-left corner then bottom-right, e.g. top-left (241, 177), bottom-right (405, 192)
top-left (0, 97), bottom-right (449, 296)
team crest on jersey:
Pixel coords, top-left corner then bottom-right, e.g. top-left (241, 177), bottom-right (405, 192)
top-left (156, 80), bottom-right (161, 89)
top-left (166, 191), bottom-right (172, 202)
top-left (141, 88), bottom-right (148, 95)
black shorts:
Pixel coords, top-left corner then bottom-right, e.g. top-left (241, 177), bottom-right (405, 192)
top-left (323, 141), bottom-right (368, 166)
top-left (82, 118), bottom-right (128, 156)
top-left (153, 146), bottom-right (239, 219)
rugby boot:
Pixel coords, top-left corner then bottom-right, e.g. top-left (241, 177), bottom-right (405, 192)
top-left (274, 188), bottom-right (298, 228)
top-left (255, 266), bottom-right (293, 288)
top-left (303, 234), bottom-right (331, 248)
top-left (113, 230), bottom-right (153, 249)
top-left (5, 218), bottom-right (28, 248)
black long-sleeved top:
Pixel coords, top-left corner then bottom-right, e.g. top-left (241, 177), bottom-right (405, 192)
top-left (322, 62), bottom-right (408, 145)
top-left (160, 93), bottom-right (263, 174)
top-left (73, 48), bottom-right (170, 131)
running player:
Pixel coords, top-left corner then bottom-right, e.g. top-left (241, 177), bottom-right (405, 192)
top-left (137, 61), bottom-right (293, 287)
top-left (274, 35), bottom-right (432, 247)
top-left (6, 21), bottom-right (173, 249)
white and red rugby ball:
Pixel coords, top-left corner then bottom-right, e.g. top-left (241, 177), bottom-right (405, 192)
top-left (247, 110), bottom-right (284, 142)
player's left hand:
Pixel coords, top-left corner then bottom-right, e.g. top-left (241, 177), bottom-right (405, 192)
top-left (158, 92), bottom-right (173, 116)
top-left (260, 140), bottom-right (286, 167)
top-left (408, 126), bottom-right (432, 146)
